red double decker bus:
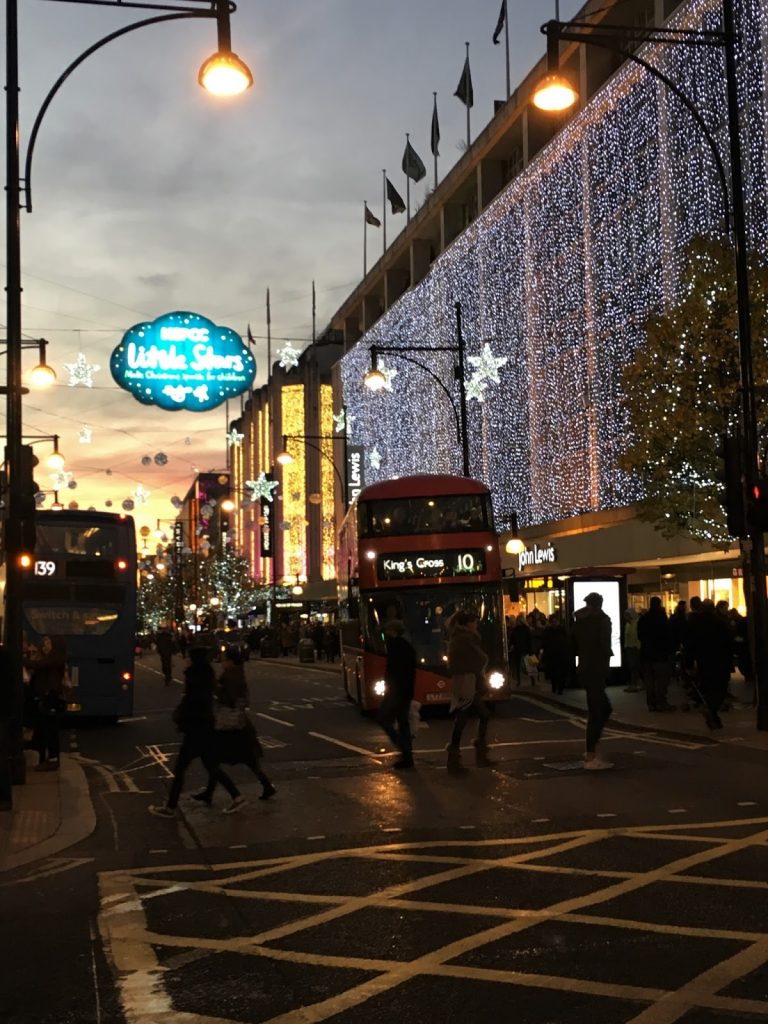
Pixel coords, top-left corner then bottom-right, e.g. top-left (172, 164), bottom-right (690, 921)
top-left (337, 474), bottom-right (509, 710)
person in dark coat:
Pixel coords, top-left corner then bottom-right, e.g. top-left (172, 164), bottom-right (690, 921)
top-left (637, 596), bottom-right (674, 711)
top-left (688, 600), bottom-right (734, 729)
top-left (445, 610), bottom-right (493, 772)
top-left (155, 628), bottom-right (174, 686)
top-left (149, 647), bottom-right (243, 817)
top-left (376, 619), bottom-right (417, 770)
top-left (540, 614), bottom-right (571, 695)
top-left (511, 614), bottom-right (533, 686)
top-left (27, 635), bottom-right (68, 770)
top-left (572, 593), bottom-right (613, 770)
top-left (195, 647), bottom-right (276, 802)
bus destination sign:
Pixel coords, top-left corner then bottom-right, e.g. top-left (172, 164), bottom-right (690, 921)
top-left (110, 311), bottom-right (256, 412)
top-left (377, 549), bottom-right (486, 582)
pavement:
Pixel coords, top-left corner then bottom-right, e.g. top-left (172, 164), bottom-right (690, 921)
top-left (1, 656), bottom-right (763, 874)
top-left (0, 750), bottom-right (95, 872)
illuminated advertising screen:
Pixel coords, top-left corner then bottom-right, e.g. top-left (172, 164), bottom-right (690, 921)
top-left (110, 311), bottom-right (256, 412)
top-left (572, 578), bottom-right (623, 668)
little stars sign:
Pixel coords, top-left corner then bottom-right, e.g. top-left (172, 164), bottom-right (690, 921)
top-left (110, 311), bottom-right (256, 412)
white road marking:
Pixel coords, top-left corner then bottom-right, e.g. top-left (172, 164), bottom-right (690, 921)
top-left (307, 835), bottom-right (326, 841)
top-left (120, 716), bottom-right (147, 723)
top-left (738, 801), bottom-right (757, 807)
top-left (148, 850), bottom-right (167, 855)
top-left (668, 809), bottom-right (688, 814)
top-left (89, 919), bottom-right (103, 1024)
top-left (308, 731), bottom-right (383, 762)
top-left (256, 712), bottom-right (295, 728)
top-left (597, 813), bottom-right (618, 819)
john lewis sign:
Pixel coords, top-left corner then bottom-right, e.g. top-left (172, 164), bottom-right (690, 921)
top-left (518, 542), bottom-right (557, 572)
top-left (110, 311), bottom-right (256, 412)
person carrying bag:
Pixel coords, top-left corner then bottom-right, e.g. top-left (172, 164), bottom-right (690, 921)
top-left (193, 647), bottom-right (276, 804)
top-left (445, 610), bottom-right (495, 773)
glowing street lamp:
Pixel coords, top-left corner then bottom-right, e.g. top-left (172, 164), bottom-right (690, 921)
top-left (27, 339), bottom-right (56, 389)
top-left (45, 435), bottom-right (65, 472)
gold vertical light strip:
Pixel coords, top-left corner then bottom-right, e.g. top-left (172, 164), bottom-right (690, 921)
top-left (320, 385), bottom-right (335, 580)
top-left (281, 384), bottom-right (306, 582)
top-left (248, 412), bottom-right (256, 578)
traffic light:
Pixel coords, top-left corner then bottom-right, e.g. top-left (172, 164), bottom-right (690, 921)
top-left (18, 444), bottom-right (38, 554)
top-left (750, 478), bottom-right (768, 532)
top-left (716, 434), bottom-right (745, 537)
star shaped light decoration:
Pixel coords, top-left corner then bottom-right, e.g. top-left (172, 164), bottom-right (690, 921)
top-left (64, 352), bottom-right (100, 388)
top-left (467, 342), bottom-right (507, 386)
top-left (245, 473), bottom-right (279, 503)
top-left (277, 343), bottom-right (301, 371)
top-left (332, 409), bottom-right (346, 433)
top-left (79, 425), bottom-right (93, 444)
top-left (133, 484), bottom-right (151, 506)
top-left (50, 470), bottom-right (73, 490)
top-left (465, 372), bottom-right (488, 403)
top-left (227, 428), bottom-right (244, 448)
top-left (369, 448), bottom-right (382, 470)
top-left (377, 359), bottom-right (398, 392)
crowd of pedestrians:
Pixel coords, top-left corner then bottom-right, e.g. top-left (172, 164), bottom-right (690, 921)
top-left (143, 592), bottom-right (748, 809)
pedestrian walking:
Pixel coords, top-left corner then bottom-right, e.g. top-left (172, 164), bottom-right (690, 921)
top-left (377, 618), bottom-right (417, 770)
top-left (27, 635), bottom-right (68, 771)
top-left (572, 592), bottom-right (613, 770)
top-left (445, 609), bottom-right (494, 773)
top-left (637, 596), bottom-right (674, 711)
top-left (149, 647), bottom-right (244, 817)
top-left (540, 614), bottom-right (570, 695)
top-left (155, 627), bottom-right (174, 686)
top-left (688, 599), bottom-right (734, 730)
top-left (622, 608), bottom-right (642, 692)
top-left (194, 647), bottom-right (276, 803)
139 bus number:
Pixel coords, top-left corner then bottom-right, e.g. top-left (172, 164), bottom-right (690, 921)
top-left (34, 560), bottom-right (56, 577)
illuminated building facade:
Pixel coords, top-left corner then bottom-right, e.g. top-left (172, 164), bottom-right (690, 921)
top-left (332, 0), bottom-right (767, 614)
top-left (229, 333), bottom-right (344, 605)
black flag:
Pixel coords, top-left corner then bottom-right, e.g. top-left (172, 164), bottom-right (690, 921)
top-left (402, 139), bottom-right (426, 182)
top-left (386, 178), bottom-right (405, 214)
top-left (365, 205), bottom-right (381, 227)
top-left (247, 323), bottom-right (256, 346)
top-left (454, 55), bottom-right (474, 109)
top-left (493, 0), bottom-right (507, 45)
top-left (430, 95), bottom-right (440, 157)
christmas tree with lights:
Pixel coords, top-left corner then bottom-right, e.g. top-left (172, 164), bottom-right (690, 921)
top-left (619, 237), bottom-right (768, 548)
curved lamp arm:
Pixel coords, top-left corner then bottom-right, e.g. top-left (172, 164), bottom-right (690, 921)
top-left (541, 21), bottom-right (731, 233)
top-left (23, 7), bottom-right (224, 212)
top-left (373, 348), bottom-right (463, 449)
top-left (283, 435), bottom-right (346, 503)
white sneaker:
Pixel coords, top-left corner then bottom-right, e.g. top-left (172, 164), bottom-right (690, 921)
top-left (222, 796), bottom-right (247, 814)
top-left (584, 758), bottom-right (614, 771)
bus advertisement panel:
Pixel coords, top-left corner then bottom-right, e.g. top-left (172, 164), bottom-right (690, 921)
top-left (337, 475), bottom-right (509, 710)
top-left (21, 510), bottom-right (137, 719)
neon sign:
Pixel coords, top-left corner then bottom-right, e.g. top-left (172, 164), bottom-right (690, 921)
top-left (110, 311), bottom-right (256, 412)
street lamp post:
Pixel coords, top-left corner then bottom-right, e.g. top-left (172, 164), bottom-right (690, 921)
top-left (535, 4), bottom-right (768, 729)
top-left (363, 301), bottom-right (471, 478)
top-left (2, 0), bottom-right (251, 799)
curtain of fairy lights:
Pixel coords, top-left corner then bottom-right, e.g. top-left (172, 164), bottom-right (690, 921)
top-left (339, 0), bottom-right (768, 531)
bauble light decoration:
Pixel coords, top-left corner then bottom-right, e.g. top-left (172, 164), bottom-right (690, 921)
top-left (122, 499), bottom-right (135, 511)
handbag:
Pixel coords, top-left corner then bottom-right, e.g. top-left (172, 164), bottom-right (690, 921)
top-left (214, 703), bottom-right (247, 731)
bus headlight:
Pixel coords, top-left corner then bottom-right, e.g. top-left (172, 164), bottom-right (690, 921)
top-left (488, 671), bottom-right (505, 691)
top-left (373, 679), bottom-right (387, 697)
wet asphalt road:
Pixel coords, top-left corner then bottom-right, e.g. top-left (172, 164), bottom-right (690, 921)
top-left (2, 652), bottom-right (768, 1024)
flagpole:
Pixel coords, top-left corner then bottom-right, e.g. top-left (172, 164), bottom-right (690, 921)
top-left (504, 2), bottom-right (510, 100)
top-left (432, 92), bottom-right (438, 190)
top-left (312, 280), bottom-right (316, 343)
top-left (363, 201), bottom-right (368, 277)
top-left (405, 134), bottom-right (411, 223)
top-left (382, 169), bottom-right (387, 253)
top-left (465, 42), bottom-right (471, 149)
top-left (266, 287), bottom-right (271, 384)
